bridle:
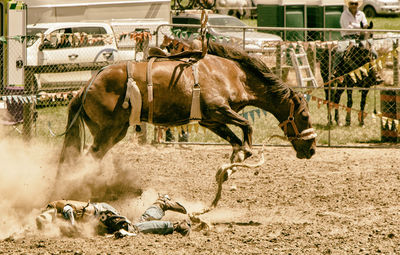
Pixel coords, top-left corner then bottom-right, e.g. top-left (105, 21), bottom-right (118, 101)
top-left (278, 98), bottom-right (317, 141)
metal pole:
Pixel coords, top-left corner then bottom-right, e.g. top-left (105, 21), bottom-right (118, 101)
top-left (276, 43), bottom-right (282, 78)
top-left (23, 67), bottom-right (34, 140)
top-left (243, 28), bottom-right (246, 51)
top-left (304, 5), bottom-right (307, 42)
top-left (393, 39), bottom-right (399, 86)
top-left (328, 31), bottom-right (332, 147)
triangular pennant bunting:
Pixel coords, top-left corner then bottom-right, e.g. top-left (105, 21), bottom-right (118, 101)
top-left (349, 72), bottom-right (357, 83)
top-left (262, 110), bottom-right (267, 116)
top-left (249, 111), bottom-right (255, 122)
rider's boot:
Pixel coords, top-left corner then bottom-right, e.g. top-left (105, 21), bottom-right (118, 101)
top-left (154, 194), bottom-right (187, 214)
top-left (173, 219), bottom-right (191, 236)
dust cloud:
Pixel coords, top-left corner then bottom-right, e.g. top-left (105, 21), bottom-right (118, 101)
top-left (0, 130), bottom-right (57, 239)
top-left (0, 127), bottom-right (143, 239)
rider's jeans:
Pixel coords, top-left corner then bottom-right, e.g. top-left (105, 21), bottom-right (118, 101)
top-left (133, 205), bottom-right (174, 235)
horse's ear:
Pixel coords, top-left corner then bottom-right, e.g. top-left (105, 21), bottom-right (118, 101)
top-left (369, 21), bottom-right (373, 29)
top-left (292, 91), bottom-right (302, 105)
top-left (289, 89), bottom-right (295, 98)
top-left (360, 21), bottom-right (365, 29)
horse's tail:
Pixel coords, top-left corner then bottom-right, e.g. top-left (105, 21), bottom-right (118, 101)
top-left (58, 94), bottom-right (84, 166)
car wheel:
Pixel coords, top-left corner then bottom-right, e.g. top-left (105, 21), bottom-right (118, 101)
top-left (364, 6), bottom-right (376, 17)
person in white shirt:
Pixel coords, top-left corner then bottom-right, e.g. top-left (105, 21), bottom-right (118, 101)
top-left (340, 0), bottom-right (368, 39)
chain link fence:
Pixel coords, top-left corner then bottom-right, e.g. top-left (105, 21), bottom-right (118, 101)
top-left (1, 25), bottom-right (399, 146)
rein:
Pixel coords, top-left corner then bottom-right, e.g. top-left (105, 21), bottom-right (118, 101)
top-left (278, 99), bottom-right (317, 141)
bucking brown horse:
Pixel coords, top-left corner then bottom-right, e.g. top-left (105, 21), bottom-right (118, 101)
top-left (59, 41), bottom-right (316, 168)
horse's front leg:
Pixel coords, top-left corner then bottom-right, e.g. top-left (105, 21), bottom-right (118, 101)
top-left (213, 107), bottom-right (253, 161)
top-left (324, 86), bottom-right (333, 125)
top-left (199, 121), bottom-right (244, 183)
top-left (199, 121), bottom-right (245, 163)
top-left (359, 90), bottom-right (369, 126)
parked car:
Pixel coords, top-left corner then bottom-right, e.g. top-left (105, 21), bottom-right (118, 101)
top-left (171, 12), bottom-right (282, 53)
top-left (360, 0), bottom-right (400, 17)
top-left (27, 20), bottom-right (167, 92)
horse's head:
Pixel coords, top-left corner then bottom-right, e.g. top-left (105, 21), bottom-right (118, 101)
top-left (160, 35), bottom-right (201, 54)
top-left (160, 35), bottom-right (190, 54)
top-left (160, 35), bottom-right (173, 50)
top-left (341, 39), bottom-right (374, 73)
top-left (278, 90), bottom-right (317, 159)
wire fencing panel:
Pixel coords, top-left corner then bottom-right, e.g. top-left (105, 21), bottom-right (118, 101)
top-left (1, 26), bottom-right (399, 146)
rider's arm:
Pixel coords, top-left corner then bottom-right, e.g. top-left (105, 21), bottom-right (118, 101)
top-left (62, 205), bottom-right (76, 225)
top-left (340, 11), bottom-right (349, 29)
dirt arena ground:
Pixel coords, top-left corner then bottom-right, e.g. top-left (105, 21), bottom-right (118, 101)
top-left (1, 140), bottom-right (400, 254)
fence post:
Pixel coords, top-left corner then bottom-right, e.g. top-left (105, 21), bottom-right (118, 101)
top-left (393, 39), bottom-right (399, 86)
top-left (307, 44), bottom-right (315, 75)
top-left (23, 66), bottom-right (35, 140)
top-left (275, 43), bottom-right (282, 78)
top-left (327, 31), bottom-right (332, 147)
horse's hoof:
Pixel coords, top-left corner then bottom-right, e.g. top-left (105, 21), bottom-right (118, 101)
top-left (231, 151), bottom-right (243, 163)
top-left (243, 150), bottom-right (253, 161)
top-left (345, 122), bottom-right (351, 127)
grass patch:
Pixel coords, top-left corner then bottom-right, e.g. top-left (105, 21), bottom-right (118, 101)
top-left (370, 16), bottom-right (400, 30)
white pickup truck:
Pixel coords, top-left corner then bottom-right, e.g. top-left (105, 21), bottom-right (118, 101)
top-left (361, 0), bottom-right (400, 17)
top-left (27, 20), bottom-right (168, 91)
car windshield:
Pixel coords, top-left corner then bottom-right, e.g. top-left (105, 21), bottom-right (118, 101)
top-left (26, 27), bottom-right (47, 47)
top-left (208, 17), bottom-right (247, 33)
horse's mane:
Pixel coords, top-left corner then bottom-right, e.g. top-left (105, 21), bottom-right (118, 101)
top-left (206, 40), bottom-right (291, 100)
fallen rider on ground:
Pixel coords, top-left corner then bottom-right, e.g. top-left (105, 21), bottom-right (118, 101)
top-left (36, 194), bottom-right (191, 237)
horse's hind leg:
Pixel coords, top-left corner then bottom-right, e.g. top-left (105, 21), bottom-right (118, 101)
top-left (333, 87), bottom-right (345, 126)
top-left (89, 123), bottom-right (129, 160)
top-left (345, 89), bottom-right (354, 126)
